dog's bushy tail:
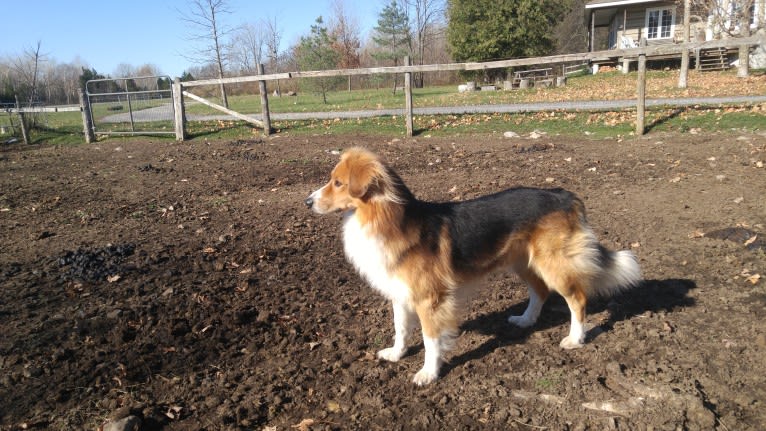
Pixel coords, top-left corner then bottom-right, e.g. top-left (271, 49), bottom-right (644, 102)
top-left (588, 244), bottom-right (642, 298)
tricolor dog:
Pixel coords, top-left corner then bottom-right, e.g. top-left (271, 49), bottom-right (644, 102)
top-left (305, 147), bottom-right (641, 385)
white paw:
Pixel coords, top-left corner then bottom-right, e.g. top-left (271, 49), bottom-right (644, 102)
top-left (507, 315), bottom-right (535, 328)
top-left (559, 335), bottom-right (585, 350)
top-left (412, 368), bottom-right (439, 386)
top-left (377, 347), bottom-right (405, 362)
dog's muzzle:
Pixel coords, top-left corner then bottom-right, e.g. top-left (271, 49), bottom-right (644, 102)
top-left (304, 196), bottom-right (314, 208)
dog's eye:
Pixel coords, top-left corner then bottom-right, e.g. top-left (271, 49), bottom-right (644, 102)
top-left (334, 180), bottom-right (342, 188)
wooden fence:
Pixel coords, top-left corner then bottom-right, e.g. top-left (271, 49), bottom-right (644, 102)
top-left (7, 35), bottom-right (763, 144)
top-left (173, 34), bottom-right (763, 139)
top-left (3, 93), bottom-right (89, 145)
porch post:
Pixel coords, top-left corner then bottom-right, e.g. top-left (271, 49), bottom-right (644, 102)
top-left (590, 11), bottom-right (596, 52)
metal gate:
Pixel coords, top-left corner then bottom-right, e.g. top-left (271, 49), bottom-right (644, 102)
top-left (86, 76), bottom-right (175, 136)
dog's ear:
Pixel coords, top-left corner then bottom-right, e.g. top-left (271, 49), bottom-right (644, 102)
top-left (348, 160), bottom-right (381, 200)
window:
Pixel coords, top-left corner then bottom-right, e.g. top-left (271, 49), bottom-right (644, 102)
top-left (749, 0), bottom-right (762, 29)
top-left (728, 0), bottom-right (762, 31)
top-left (645, 7), bottom-right (675, 40)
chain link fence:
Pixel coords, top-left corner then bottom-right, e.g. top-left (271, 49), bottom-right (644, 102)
top-left (86, 76), bottom-right (175, 136)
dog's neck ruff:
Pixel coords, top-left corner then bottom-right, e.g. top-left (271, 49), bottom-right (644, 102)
top-left (342, 211), bottom-right (410, 304)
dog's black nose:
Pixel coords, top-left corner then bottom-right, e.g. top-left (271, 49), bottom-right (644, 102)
top-left (304, 197), bottom-right (313, 208)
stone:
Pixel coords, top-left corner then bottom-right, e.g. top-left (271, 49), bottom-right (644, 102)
top-left (102, 415), bottom-right (141, 431)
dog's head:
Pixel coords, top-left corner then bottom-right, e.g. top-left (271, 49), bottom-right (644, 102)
top-left (305, 147), bottom-right (408, 214)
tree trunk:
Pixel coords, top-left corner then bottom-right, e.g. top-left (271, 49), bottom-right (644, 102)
top-left (210, 4), bottom-right (229, 108)
top-left (738, 4), bottom-right (751, 78)
top-left (678, 0), bottom-right (690, 88)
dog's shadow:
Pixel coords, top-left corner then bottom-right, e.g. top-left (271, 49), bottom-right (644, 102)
top-left (443, 278), bottom-right (696, 375)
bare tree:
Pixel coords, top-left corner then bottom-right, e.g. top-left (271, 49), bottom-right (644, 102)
top-left (179, 0), bottom-right (233, 108)
top-left (2, 54), bottom-right (86, 106)
top-left (230, 22), bottom-right (266, 74)
top-left (406, 0), bottom-right (445, 87)
top-left (552, 0), bottom-right (589, 54)
top-left (12, 41), bottom-right (45, 107)
top-left (136, 64), bottom-right (163, 89)
top-left (264, 16), bottom-right (283, 96)
top-left (693, 0), bottom-right (762, 37)
top-left (60, 62), bottom-right (83, 105)
top-left (329, 0), bottom-right (361, 91)
top-left (113, 63), bottom-right (136, 78)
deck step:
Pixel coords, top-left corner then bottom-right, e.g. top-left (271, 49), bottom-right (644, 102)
top-left (698, 47), bottom-right (729, 71)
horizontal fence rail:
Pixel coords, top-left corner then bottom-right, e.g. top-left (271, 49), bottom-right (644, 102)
top-left (5, 105), bottom-right (81, 113)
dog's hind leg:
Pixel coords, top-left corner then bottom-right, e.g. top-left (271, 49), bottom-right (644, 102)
top-left (508, 269), bottom-right (550, 328)
top-left (558, 283), bottom-right (587, 349)
top-left (530, 258), bottom-right (589, 349)
top-left (525, 211), bottom-right (593, 349)
top-left (377, 300), bottom-right (416, 362)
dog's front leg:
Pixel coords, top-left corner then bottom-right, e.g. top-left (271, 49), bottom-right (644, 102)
top-left (413, 334), bottom-right (442, 386)
top-left (377, 301), bottom-right (414, 362)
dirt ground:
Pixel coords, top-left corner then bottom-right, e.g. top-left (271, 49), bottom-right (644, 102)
top-left (1, 130), bottom-right (765, 431)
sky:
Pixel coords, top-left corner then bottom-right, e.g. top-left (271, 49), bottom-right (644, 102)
top-left (3, 0), bottom-right (382, 79)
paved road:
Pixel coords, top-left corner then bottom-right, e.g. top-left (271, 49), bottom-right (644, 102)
top-left (101, 104), bottom-right (175, 123)
top-left (101, 95), bottom-right (766, 124)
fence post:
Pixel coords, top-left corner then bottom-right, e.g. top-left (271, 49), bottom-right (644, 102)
top-left (78, 88), bottom-right (95, 144)
top-left (172, 78), bottom-right (186, 142)
top-left (257, 63), bottom-right (272, 136)
top-left (14, 96), bottom-right (29, 145)
top-left (636, 48), bottom-right (647, 136)
top-left (404, 56), bottom-right (413, 138)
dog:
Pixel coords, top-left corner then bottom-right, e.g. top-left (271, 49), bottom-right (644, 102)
top-left (305, 147), bottom-right (641, 385)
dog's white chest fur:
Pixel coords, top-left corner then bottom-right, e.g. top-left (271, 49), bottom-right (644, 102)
top-left (343, 213), bottom-right (410, 303)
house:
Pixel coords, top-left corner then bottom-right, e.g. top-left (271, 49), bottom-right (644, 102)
top-left (585, 0), bottom-right (766, 69)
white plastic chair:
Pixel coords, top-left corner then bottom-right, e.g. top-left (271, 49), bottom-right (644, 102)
top-left (621, 36), bottom-right (638, 49)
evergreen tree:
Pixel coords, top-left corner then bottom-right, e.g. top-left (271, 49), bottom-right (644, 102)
top-left (79, 67), bottom-right (105, 90)
top-left (179, 71), bottom-right (196, 82)
top-left (157, 77), bottom-right (172, 90)
top-left (295, 17), bottom-right (342, 104)
top-left (447, 0), bottom-right (566, 80)
top-left (373, 0), bottom-right (411, 94)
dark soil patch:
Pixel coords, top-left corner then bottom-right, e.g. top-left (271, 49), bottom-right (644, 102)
top-left (1, 132), bottom-right (765, 430)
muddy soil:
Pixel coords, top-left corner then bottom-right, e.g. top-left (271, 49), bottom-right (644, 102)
top-left (1, 131), bottom-right (765, 430)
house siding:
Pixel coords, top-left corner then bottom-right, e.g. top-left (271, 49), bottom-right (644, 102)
top-left (624, 3), bottom-right (677, 45)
